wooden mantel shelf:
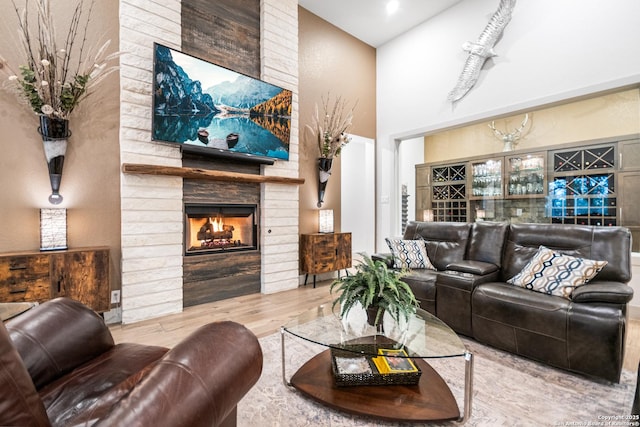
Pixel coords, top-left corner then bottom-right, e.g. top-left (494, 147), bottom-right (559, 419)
top-left (122, 163), bottom-right (305, 185)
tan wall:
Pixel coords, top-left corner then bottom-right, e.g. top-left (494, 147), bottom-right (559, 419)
top-left (298, 7), bottom-right (376, 235)
top-left (424, 89), bottom-right (640, 162)
top-left (0, 3), bottom-right (121, 290)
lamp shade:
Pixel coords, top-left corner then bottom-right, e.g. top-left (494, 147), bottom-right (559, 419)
top-left (40, 208), bottom-right (67, 251)
top-left (318, 209), bottom-right (334, 233)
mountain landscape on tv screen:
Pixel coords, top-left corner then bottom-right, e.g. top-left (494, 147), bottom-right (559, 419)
top-left (153, 44), bottom-right (291, 160)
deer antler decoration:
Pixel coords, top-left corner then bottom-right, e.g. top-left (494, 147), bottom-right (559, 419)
top-left (488, 114), bottom-right (529, 151)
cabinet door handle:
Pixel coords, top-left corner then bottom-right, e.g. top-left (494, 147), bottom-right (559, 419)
top-left (9, 265), bottom-right (27, 271)
top-left (9, 288), bottom-right (27, 294)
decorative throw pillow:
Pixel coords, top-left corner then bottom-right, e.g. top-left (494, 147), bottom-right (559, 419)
top-left (507, 245), bottom-right (607, 299)
top-left (385, 238), bottom-right (436, 270)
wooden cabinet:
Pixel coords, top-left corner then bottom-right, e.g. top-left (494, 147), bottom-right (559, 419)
top-left (416, 163), bottom-right (468, 222)
top-left (300, 233), bottom-right (352, 287)
top-left (0, 247), bottom-right (110, 312)
top-left (415, 136), bottom-right (639, 225)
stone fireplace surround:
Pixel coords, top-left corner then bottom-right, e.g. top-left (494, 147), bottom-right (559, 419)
top-left (118, 0), bottom-right (300, 324)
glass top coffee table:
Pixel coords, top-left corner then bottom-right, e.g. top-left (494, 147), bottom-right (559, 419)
top-left (281, 304), bottom-right (473, 423)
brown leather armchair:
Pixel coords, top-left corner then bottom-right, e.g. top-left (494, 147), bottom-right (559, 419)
top-left (0, 297), bottom-right (262, 427)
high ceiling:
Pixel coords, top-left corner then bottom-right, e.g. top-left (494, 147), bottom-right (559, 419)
top-left (298, 0), bottom-right (463, 47)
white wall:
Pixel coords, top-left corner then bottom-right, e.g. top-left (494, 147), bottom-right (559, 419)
top-left (341, 135), bottom-right (375, 255)
top-left (399, 137), bottom-right (425, 226)
top-left (375, 0), bottom-right (640, 249)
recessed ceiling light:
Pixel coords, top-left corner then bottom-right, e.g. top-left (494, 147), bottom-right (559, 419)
top-left (386, 0), bottom-right (399, 15)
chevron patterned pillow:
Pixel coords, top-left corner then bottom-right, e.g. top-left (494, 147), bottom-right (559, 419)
top-left (385, 238), bottom-right (436, 270)
top-left (507, 245), bottom-right (607, 299)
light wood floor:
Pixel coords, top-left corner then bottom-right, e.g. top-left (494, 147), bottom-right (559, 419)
top-left (109, 281), bottom-right (640, 373)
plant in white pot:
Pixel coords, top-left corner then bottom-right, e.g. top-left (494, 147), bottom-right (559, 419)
top-left (330, 254), bottom-right (418, 327)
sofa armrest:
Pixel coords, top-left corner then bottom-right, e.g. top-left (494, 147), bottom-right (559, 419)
top-left (6, 298), bottom-right (115, 389)
top-left (372, 252), bottom-right (394, 268)
top-left (95, 321), bottom-right (263, 427)
top-left (446, 260), bottom-right (499, 276)
top-left (571, 282), bottom-right (634, 304)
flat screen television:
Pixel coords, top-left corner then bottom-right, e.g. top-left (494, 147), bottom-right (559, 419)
top-left (152, 43), bottom-right (292, 162)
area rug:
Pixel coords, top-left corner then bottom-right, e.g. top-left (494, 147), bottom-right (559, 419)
top-left (238, 332), bottom-right (635, 426)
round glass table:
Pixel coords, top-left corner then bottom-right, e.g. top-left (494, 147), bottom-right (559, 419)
top-left (281, 304), bottom-right (473, 423)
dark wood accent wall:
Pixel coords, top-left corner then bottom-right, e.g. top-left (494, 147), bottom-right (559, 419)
top-left (181, 0), bottom-right (260, 78)
top-left (182, 155), bottom-right (262, 307)
top-left (180, 0), bottom-right (263, 307)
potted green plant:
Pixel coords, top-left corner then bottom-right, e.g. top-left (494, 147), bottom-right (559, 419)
top-left (330, 254), bottom-right (418, 327)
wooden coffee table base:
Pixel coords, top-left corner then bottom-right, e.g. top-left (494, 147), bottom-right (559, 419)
top-left (290, 349), bottom-right (460, 422)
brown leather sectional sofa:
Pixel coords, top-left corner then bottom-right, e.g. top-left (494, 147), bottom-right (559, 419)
top-left (0, 297), bottom-right (262, 426)
top-left (375, 221), bottom-right (633, 383)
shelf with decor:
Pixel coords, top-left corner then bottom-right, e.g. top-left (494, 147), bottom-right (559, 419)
top-left (505, 153), bottom-right (546, 198)
top-left (469, 158), bottom-right (503, 200)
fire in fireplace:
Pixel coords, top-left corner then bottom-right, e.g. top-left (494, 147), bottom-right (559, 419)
top-left (184, 204), bottom-right (258, 255)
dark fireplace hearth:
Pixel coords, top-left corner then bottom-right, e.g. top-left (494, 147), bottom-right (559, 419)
top-left (184, 204), bottom-right (258, 255)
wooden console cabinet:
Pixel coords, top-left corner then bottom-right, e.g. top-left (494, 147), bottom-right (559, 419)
top-left (0, 247), bottom-right (110, 312)
top-left (300, 233), bottom-right (352, 287)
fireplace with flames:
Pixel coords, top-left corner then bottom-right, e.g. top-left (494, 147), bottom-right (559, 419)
top-left (184, 204), bottom-right (258, 255)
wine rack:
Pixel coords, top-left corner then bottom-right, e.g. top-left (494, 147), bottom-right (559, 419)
top-left (549, 144), bottom-right (617, 226)
top-left (431, 163), bottom-right (467, 222)
top-left (553, 145), bottom-right (615, 172)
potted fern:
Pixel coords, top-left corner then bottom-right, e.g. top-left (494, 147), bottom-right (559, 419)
top-left (330, 254), bottom-right (418, 327)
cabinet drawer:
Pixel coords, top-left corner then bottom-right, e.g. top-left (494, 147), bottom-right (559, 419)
top-left (312, 261), bottom-right (335, 274)
top-left (0, 255), bottom-right (50, 302)
top-left (314, 248), bottom-right (336, 260)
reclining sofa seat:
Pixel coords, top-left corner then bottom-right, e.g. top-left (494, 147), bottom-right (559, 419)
top-left (0, 297), bottom-right (263, 427)
top-left (378, 220), bottom-right (632, 382)
top-left (384, 221), bottom-right (507, 336)
top-left (473, 223), bottom-right (632, 383)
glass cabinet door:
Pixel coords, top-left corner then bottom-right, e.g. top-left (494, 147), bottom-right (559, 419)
top-left (506, 153), bottom-right (545, 198)
top-left (470, 158), bottom-right (502, 199)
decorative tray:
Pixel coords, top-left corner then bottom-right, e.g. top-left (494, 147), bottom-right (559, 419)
top-left (330, 344), bottom-right (421, 387)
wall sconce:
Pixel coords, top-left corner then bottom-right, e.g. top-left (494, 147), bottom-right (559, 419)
top-left (422, 209), bottom-right (434, 222)
top-left (318, 209), bottom-right (334, 233)
top-left (40, 208), bottom-right (67, 251)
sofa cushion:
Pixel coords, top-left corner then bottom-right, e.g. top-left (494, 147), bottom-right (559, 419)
top-left (7, 298), bottom-right (115, 390)
top-left (402, 269), bottom-right (437, 315)
top-left (38, 343), bottom-right (168, 426)
top-left (507, 246), bottom-right (607, 299)
top-left (385, 238), bottom-right (436, 270)
top-left (402, 221), bottom-right (471, 271)
top-left (502, 223), bottom-right (631, 283)
top-left (473, 282), bottom-right (570, 340)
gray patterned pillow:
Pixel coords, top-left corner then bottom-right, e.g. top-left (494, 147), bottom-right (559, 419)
top-left (507, 245), bottom-right (607, 299)
top-left (385, 238), bottom-right (436, 270)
